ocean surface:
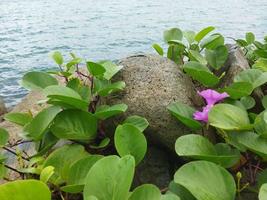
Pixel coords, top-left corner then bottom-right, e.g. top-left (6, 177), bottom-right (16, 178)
top-left (1, 0), bottom-right (267, 107)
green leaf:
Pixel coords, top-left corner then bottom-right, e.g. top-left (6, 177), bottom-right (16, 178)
top-left (0, 164), bottom-right (7, 179)
top-left (129, 184), bottom-right (161, 200)
top-left (115, 124), bottom-right (147, 165)
top-left (94, 79), bottom-right (125, 97)
top-left (123, 115), bottom-right (149, 132)
top-left (205, 45), bottom-right (228, 69)
top-left (43, 85), bottom-right (88, 110)
top-left (167, 40), bottom-right (187, 49)
top-left (21, 71), bottom-right (58, 90)
top-left (240, 96), bottom-right (255, 109)
top-left (66, 57), bottom-right (82, 70)
top-left (220, 82), bottom-right (253, 99)
top-left (183, 61), bottom-right (219, 87)
top-left (36, 131), bottom-right (58, 156)
top-left (235, 132), bottom-right (267, 160)
top-left (83, 155), bottom-right (135, 200)
top-left (236, 39), bottom-right (248, 47)
top-left (152, 43), bottom-right (164, 56)
top-left (0, 128), bottom-right (9, 147)
top-left (167, 102), bottom-right (202, 130)
top-left (0, 180), bottom-right (51, 200)
top-left (43, 144), bottom-right (88, 185)
top-left (262, 96), bottom-right (267, 109)
top-left (253, 58), bottom-right (267, 72)
top-left (234, 69), bottom-right (267, 89)
top-left (4, 112), bottom-right (32, 126)
top-left (94, 104), bottom-right (128, 120)
top-left (254, 111), bottom-right (267, 138)
top-left (51, 109), bottom-right (97, 140)
top-left (164, 28), bottom-right (183, 43)
top-left (195, 26), bottom-right (215, 42)
top-left (174, 161), bottom-right (236, 200)
top-left (23, 106), bottom-right (61, 140)
top-left (52, 51), bottom-right (63, 65)
top-left (246, 32), bottom-right (255, 44)
top-left (161, 193), bottom-right (181, 200)
top-left (184, 30), bottom-right (195, 44)
top-left (259, 184), bottom-right (267, 200)
top-left (89, 138), bottom-right (110, 149)
top-left (208, 104), bottom-right (251, 130)
top-left (167, 45), bottom-right (184, 64)
top-left (61, 155), bottom-right (103, 193)
top-left (200, 34), bottom-right (224, 50)
top-left (168, 181), bottom-right (196, 200)
top-left (188, 50), bottom-right (207, 65)
top-left (255, 49), bottom-right (267, 58)
top-left (40, 166), bottom-right (55, 183)
top-left (86, 61), bottom-right (106, 77)
top-left (97, 61), bottom-right (123, 80)
top-left (175, 134), bottom-right (240, 168)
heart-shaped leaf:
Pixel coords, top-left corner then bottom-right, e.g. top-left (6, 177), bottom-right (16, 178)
top-left (98, 61), bottom-right (123, 80)
top-left (23, 106), bottom-right (61, 141)
top-left (235, 132), bottom-right (267, 160)
top-left (253, 58), bottom-right (267, 72)
top-left (129, 184), bottom-right (161, 200)
top-left (164, 28), bottom-right (183, 43)
top-left (234, 69), bottom-right (267, 89)
top-left (51, 109), bottom-right (97, 141)
top-left (86, 61), bottom-right (106, 77)
top-left (254, 111), bottom-right (267, 138)
top-left (174, 161), bottom-right (236, 200)
top-left (44, 85), bottom-right (88, 110)
top-left (200, 34), bottom-right (224, 50)
top-left (240, 96), bottom-right (255, 110)
top-left (184, 30), bottom-right (195, 44)
top-left (167, 102), bottom-right (202, 130)
top-left (220, 82), bottom-right (253, 99)
top-left (195, 26), bottom-right (215, 42)
top-left (123, 115), bottom-right (149, 132)
top-left (43, 144), bottom-right (88, 185)
top-left (205, 45), bottom-right (228, 70)
top-left (175, 134), bottom-right (240, 168)
top-left (21, 71), bottom-right (58, 90)
top-left (114, 124), bottom-right (147, 165)
top-left (4, 112), bottom-right (32, 126)
top-left (208, 104), bottom-right (252, 130)
top-left (189, 50), bottom-right (207, 65)
top-left (52, 51), bottom-right (63, 65)
top-left (94, 104), bottom-right (128, 120)
top-left (183, 61), bottom-right (219, 87)
top-left (61, 155), bottom-right (103, 193)
top-left (259, 183), bottom-right (267, 200)
top-left (83, 155), bottom-right (135, 200)
top-left (0, 180), bottom-right (51, 200)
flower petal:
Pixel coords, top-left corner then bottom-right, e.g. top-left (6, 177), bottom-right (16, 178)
top-left (193, 104), bottom-right (213, 123)
top-left (198, 89), bottom-right (229, 105)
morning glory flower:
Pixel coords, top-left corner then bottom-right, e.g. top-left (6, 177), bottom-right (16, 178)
top-left (193, 104), bottom-right (213, 123)
top-left (193, 89), bottom-right (229, 123)
top-left (198, 89), bottom-right (229, 105)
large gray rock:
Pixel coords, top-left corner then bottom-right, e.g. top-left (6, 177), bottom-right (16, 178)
top-left (106, 54), bottom-right (202, 150)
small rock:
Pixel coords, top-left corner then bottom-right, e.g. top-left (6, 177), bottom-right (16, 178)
top-left (219, 45), bottom-right (250, 87)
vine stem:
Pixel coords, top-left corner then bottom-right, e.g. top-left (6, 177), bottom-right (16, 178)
top-left (3, 147), bottom-right (29, 161)
top-left (4, 164), bottom-right (24, 175)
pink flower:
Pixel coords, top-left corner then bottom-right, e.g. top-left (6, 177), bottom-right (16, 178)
top-left (193, 89), bottom-right (229, 123)
top-left (198, 89), bottom-right (229, 105)
top-left (193, 104), bottom-right (213, 123)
